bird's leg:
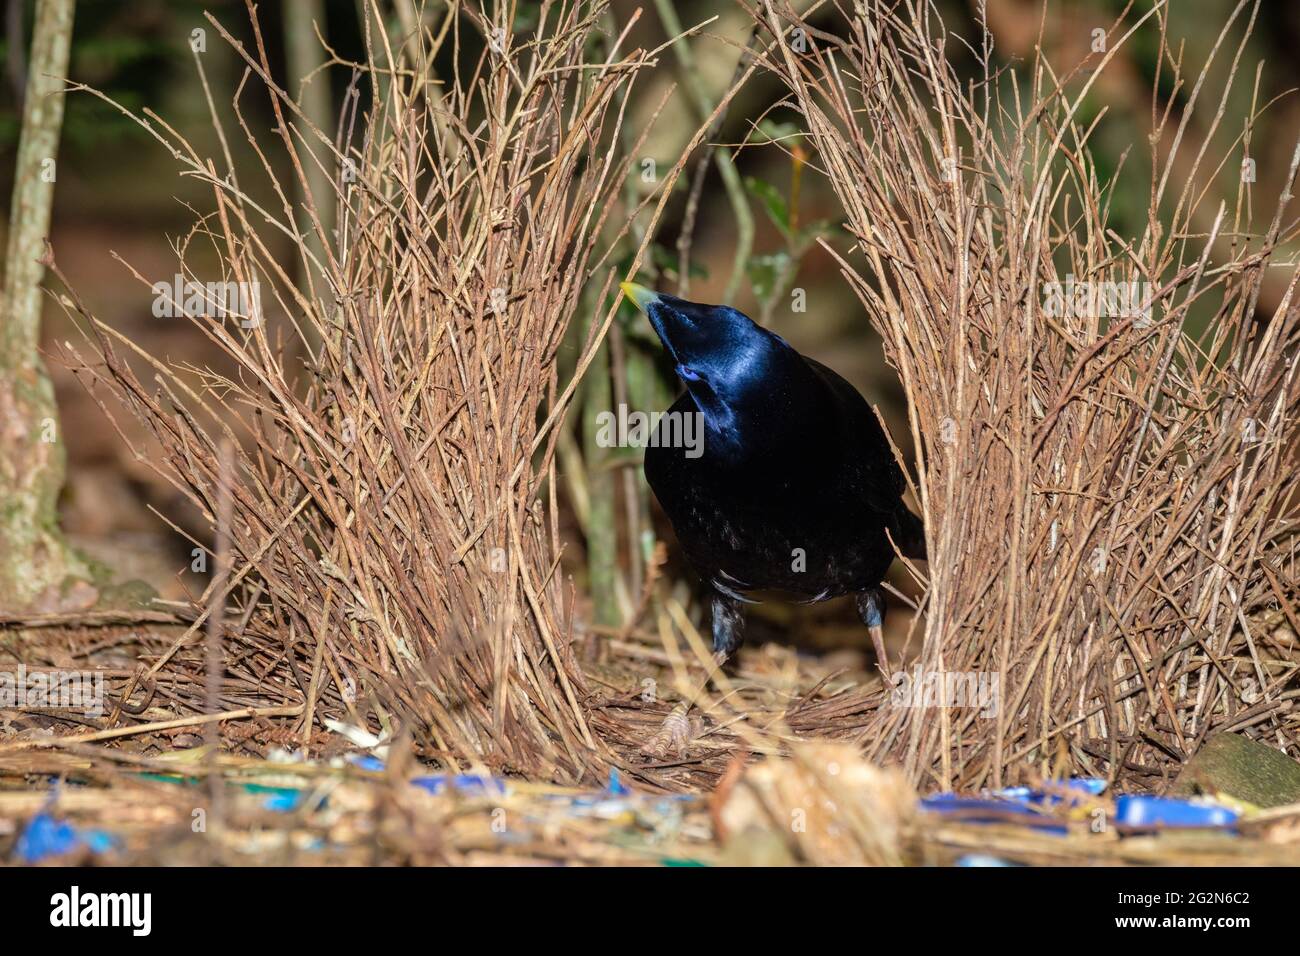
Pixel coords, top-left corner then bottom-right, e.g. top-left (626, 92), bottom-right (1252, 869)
top-left (639, 593), bottom-right (743, 760)
top-left (856, 588), bottom-right (890, 677)
top-left (711, 592), bottom-right (746, 666)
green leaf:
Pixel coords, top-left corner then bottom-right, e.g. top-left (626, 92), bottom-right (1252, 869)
top-left (754, 119), bottom-right (801, 146)
top-left (747, 252), bottom-right (792, 305)
top-left (744, 176), bottom-right (792, 239)
top-left (793, 218), bottom-right (841, 254)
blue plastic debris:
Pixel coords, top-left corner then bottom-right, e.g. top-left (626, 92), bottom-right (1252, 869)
top-left (410, 773), bottom-right (507, 797)
top-left (262, 792), bottom-right (300, 812)
top-left (919, 778), bottom-right (1109, 837)
top-left (17, 814), bottom-right (77, 861)
top-left (993, 777), bottom-right (1107, 805)
top-left (955, 854), bottom-right (1019, 867)
top-left (1115, 794), bottom-right (1238, 829)
top-left (607, 768), bottom-right (630, 796)
top-left (919, 794), bottom-right (1067, 834)
top-left (81, 830), bottom-right (116, 854)
top-left (346, 755), bottom-right (507, 797)
top-left (921, 779), bottom-right (1241, 840)
top-left (237, 782), bottom-right (313, 812)
top-left (261, 789), bottom-right (305, 812)
top-left (16, 813), bottom-right (116, 863)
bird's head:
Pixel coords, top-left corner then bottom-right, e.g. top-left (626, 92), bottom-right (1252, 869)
top-left (620, 282), bottom-right (793, 415)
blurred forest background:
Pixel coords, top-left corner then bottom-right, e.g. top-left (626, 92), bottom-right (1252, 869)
top-left (2, 0), bottom-right (1298, 664)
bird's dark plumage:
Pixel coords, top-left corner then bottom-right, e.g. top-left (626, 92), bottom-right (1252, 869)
top-left (622, 283), bottom-right (925, 667)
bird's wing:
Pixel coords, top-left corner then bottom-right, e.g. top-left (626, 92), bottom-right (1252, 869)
top-left (711, 575), bottom-right (760, 604)
top-left (802, 356), bottom-right (908, 501)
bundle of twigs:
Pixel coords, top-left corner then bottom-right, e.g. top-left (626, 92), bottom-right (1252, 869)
top-left (751, 0), bottom-right (1300, 789)
top-left (54, 0), bottom-right (677, 784)
top-left (46, 0), bottom-right (1300, 799)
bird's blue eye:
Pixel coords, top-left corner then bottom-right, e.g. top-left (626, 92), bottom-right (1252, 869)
top-left (676, 364), bottom-right (702, 382)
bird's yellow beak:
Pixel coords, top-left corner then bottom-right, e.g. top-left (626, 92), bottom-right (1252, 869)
top-left (620, 281), bottom-right (660, 313)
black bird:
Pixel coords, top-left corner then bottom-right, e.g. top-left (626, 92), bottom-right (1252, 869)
top-left (621, 282), bottom-right (926, 672)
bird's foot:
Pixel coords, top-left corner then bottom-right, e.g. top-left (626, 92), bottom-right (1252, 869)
top-left (857, 589), bottom-right (892, 679)
top-left (639, 702), bottom-right (695, 759)
top-left (868, 623), bottom-right (890, 681)
top-left (711, 593), bottom-right (746, 663)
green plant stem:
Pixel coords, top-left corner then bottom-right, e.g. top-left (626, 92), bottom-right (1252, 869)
top-left (653, 0), bottom-right (753, 305)
top-left (581, 309), bottom-right (621, 628)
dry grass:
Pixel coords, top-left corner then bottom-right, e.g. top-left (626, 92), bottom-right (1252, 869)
top-left (4, 731), bottom-right (1300, 864)
top-left (48, 0), bottom-right (695, 786)
top-left (19, 0), bottom-right (1300, 809)
top-left (749, 0), bottom-right (1300, 789)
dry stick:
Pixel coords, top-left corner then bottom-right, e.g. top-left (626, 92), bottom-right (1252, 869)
top-left (141, 496), bottom-right (315, 684)
top-left (0, 610), bottom-right (180, 628)
top-left (451, 47), bottom-right (765, 565)
top-left (0, 706), bottom-right (304, 753)
top-left (656, 597), bottom-right (799, 764)
top-left (41, 248), bottom-right (318, 675)
top-left (750, 0), bottom-right (1300, 787)
top-left (203, 440), bottom-right (234, 834)
top-left (52, 0), bottom-right (1299, 791)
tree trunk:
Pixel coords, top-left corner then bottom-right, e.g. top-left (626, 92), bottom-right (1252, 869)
top-left (0, 0), bottom-right (92, 612)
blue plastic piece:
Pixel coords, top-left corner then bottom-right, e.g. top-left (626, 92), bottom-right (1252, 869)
top-left (16, 814), bottom-right (78, 862)
top-left (261, 790), bottom-right (303, 812)
top-left (993, 777), bottom-right (1106, 805)
top-left (346, 755), bottom-right (506, 797)
top-left (607, 768), bottom-right (630, 796)
top-left (238, 782), bottom-right (312, 812)
top-left (16, 812), bottom-right (116, 863)
top-left (956, 854), bottom-right (1019, 867)
top-left (81, 830), bottom-right (117, 854)
top-left (410, 773), bottom-right (507, 797)
top-left (918, 794), bottom-right (1067, 834)
top-left (1114, 794), bottom-right (1238, 829)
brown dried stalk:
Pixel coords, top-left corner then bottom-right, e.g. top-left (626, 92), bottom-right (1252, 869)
top-left (750, 0), bottom-right (1300, 789)
top-left (54, 0), bottom-right (691, 785)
